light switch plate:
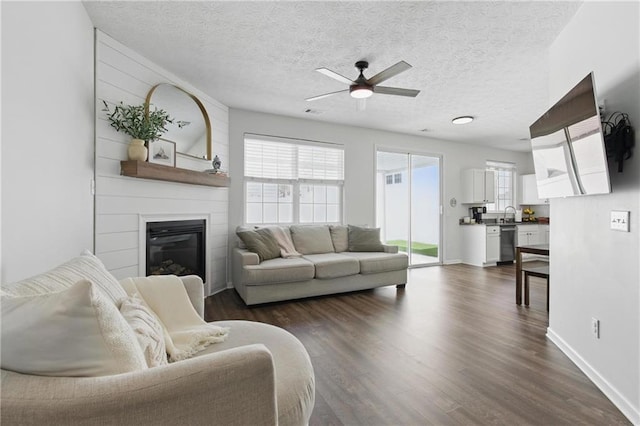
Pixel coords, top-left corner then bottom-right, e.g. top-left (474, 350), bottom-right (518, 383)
top-left (610, 210), bottom-right (630, 232)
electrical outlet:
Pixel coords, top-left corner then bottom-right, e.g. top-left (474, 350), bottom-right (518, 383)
top-left (591, 318), bottom-right (600, 339)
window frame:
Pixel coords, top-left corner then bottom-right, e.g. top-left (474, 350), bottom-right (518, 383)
top-left (243, 135), bottom-right (344, 226)
top-left (485, 161), bottom-right (517, 213)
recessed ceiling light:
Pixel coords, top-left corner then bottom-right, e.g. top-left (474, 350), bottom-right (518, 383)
top-left (452, 116), bottom-right (474, 125)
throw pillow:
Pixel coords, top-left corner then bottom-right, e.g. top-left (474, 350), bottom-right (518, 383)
top-left (348, 225), bottom-right (385, 252)
top-left (120, 295), bottom-right (168, 368)
top-left (329, 225), bottom-right (349, 252)
top-left (1, 279), bottom-right (148, 377)
top-left (236, 228), bottom-right (281, 262)
top-left (290, 225), bottom-right (335, 254)
top-left (1, 249), bottom-right (128, 306)
top-left (235, 225), bottom-right (253, 249)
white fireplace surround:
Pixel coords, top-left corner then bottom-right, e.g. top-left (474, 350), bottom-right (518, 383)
top-left (138, 213), bottom-right (213, 282)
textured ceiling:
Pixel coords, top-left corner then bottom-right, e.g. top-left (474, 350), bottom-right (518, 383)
top-left (83, 1), bottom-right (582, 152)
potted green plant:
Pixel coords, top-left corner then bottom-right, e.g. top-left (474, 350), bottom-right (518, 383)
top-left (102, 101), bottom-right (173, 161)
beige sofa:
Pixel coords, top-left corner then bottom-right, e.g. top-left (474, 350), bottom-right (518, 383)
top-left (1, 253), bottom-right (314, 426)
top-left (233, 225), bottom-right (409, 305)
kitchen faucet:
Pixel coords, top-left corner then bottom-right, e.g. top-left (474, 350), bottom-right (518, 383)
top-left (503, 206), bottom-right (516, 222)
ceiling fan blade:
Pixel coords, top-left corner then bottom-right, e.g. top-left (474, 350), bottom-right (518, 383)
top-left (305, 89), bottom-right (349, 102)
top-left (316, 68), bottom-right (355, 85)
top-left (366, 61), bottom-right (412, 85)
top-left (373, 86), bottom-right (420, 97)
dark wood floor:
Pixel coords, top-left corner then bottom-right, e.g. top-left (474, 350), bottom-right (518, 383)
top-left (205, 263), bottom-right (630, 426)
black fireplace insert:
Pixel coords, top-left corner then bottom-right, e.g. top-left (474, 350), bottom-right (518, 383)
top-left (146, 219), bottom-right (205, 282)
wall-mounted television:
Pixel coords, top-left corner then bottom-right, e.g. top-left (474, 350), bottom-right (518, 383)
top-left (529, 72), bottom-right (611, 198)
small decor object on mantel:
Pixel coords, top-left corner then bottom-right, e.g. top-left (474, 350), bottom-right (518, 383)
top-left (203, 154), bottom-right (226, 175)
top-left (212, 155), bottom-right (222, 173)
top-left (148, 140), bottom-right (176, 167)
top-left (102, 100), bottom-right (173, 161)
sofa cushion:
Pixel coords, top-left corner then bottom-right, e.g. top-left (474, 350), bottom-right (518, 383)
top-left (290, 225), bottom-right (334, 254)
top-left (342, 252), bottom-right (409, 274)
top-left (1, 250), bottom-right (128, 306)
top-left (1, 279), bottom-right (147, 377)
top-left (302, 253), bottom-right (360, 279)
top-left (243, 257), bottom-right (315, 286)
top-left (348, 225), bottom-right (385, 252)
top-left (237, 228), bottom-right (281, 262)
top-left (329, 225), bottom-right (349, 252)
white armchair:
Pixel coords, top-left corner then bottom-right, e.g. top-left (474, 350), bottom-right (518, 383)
top-left (1, 256), bottom-right (314, 426)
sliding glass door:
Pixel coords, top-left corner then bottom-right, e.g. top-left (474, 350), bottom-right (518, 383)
top-left (376, 150), bottom-right (441, 266)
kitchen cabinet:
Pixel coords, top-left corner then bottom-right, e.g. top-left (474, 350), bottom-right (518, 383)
top-left (486, 226), bottom-right (500, 263)
top-left (520, 174), bottom-right (549, 205)
top-left (517, 224), bottom-right (540, 246)
top-left (539, 224), bottom-right (550, 244)
top-left (462, 169), bottom-right (495, 204)
top-left (518, 224), bottom-right (549, 261)
top-left (461, 225), bottom-right (500, 267)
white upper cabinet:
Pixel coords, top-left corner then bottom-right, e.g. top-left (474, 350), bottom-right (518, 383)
top-left (520, 174), bottom-right (549, 205)
top-left (462, 169), bottom-right (495, 204)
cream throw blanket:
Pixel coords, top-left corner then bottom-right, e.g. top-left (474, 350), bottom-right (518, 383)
top-left (269, 226), bottom-right (301, 258)
top-left (120, 275), bottom-right (229, 362)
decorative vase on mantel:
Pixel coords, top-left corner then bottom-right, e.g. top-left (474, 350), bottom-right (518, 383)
top-left (128, 138), bottom-right (148, 161)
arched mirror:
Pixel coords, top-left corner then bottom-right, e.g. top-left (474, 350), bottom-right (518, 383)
top-left (146, 84), bottom-right (211, 160)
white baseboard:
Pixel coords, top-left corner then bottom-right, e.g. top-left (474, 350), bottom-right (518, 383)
top-left (208, 286), bottom-right (228, 296)
top-left (546, 327), bottom-right (639, 424)
top-left (444, 259), bottom-right (462, 265)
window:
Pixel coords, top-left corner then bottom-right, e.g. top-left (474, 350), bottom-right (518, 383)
top-left (385, 173), bottom-right (403, 185)
top-left (244, 135), bottom-right (344, 225)
top-left (486, 161), bottom-right (516, 212)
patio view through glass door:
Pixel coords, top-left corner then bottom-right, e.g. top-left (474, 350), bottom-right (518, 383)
top-left (376, 150), bottom-right (441, 266)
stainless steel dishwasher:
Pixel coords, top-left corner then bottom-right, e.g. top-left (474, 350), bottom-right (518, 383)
top-left (499, 225), bottom-right (517, 263)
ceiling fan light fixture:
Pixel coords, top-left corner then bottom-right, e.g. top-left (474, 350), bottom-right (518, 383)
top-left (452, 116), bottom-right (474, 125)
top-left (350, 85), bottom-right (373, 99)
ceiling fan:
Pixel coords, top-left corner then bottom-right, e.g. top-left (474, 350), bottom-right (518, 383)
top-left (306, 60), bottom-right (420, 106)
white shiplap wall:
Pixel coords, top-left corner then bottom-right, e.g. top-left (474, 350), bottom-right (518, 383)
top-left (94, 31), bottom-right (229, 295)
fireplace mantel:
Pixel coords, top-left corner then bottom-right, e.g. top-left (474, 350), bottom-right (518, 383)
top-left (120, 161), bottom-right (229, 187)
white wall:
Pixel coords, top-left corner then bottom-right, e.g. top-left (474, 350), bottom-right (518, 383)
top-left (545, 2), bottom-right (640, 423)
top-left (1, 2), bottom-right (94, 282)
top-left (228, 109), bottom-right (533, 265)
top-left (94, 32), bottom-right (229, 295)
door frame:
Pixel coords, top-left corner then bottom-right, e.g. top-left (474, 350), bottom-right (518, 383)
top-left (374, 145), bottom-right (444, 267)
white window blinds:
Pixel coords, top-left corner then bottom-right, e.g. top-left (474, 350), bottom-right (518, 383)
top-left (298, 145), bottom-right (344, 181)
top-left (245, 137), bottom-right (344, 181)
top-left (244, 138), bottom-right (296, 180)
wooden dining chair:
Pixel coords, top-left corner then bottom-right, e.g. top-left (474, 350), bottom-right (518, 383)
top-left (522, 265), bottom-right (550, 311)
